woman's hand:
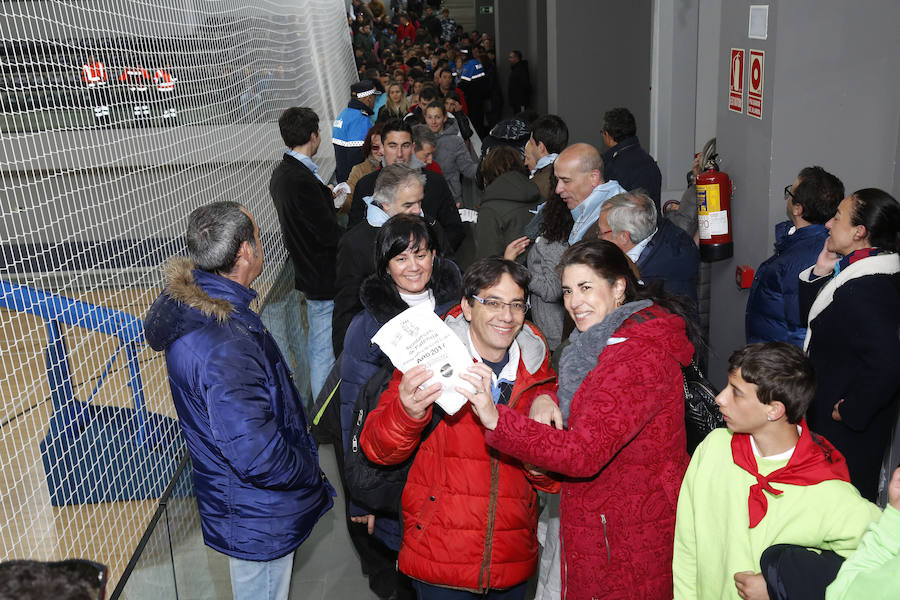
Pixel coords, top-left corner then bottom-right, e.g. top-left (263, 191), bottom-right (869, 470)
top-left (529, 394), bottom-right (563, 430)
top-left (812, 239), bottom-right (840, 277)
top-left (457, 363), bottom-right (499, 430)
top-left (399, 365), bottom-right (442, 420)
top-left (350, 514), bottom-right (375, 534)
top-left (504, 236), bottom-right (530, 261)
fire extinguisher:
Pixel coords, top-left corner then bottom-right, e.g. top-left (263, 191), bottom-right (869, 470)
top-left (696, 158), bottom-right (734, 262)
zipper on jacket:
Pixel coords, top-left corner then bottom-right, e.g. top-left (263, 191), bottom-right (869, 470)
top-left (600, 513), bottom-right (611, 563)
top-left (351, 409), bottom-right (364, 453)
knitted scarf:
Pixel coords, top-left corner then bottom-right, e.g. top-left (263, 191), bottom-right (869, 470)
top-left (557, 299), bottom-right (652, 425)
top-left (731, 419), bottom-right (850, 528)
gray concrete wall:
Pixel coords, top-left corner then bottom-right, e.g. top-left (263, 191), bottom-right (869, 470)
top-left (546, 0), bottom-right (653, 147)
top-left (706, 0), bottom-right (900, 386)
top-left (651, 0), bottom-right (699, 206)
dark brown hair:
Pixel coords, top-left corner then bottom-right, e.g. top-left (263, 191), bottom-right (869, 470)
top-left (728, 342), bottom-right (816, 424)
top-left (481, 145), bottom-right (528, 186)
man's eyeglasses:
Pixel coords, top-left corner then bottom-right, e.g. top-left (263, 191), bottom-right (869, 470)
top-left (471, 295), bottom-right (529, 314)
top-left (784, 184), bottom-right (796, 202)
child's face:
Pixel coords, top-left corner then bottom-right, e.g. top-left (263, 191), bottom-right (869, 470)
top-left (715, 369), bottom-right (771, 434)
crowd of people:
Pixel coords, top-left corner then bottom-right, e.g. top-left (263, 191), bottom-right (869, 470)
top-left (141, 3), bottom-right (900, 600)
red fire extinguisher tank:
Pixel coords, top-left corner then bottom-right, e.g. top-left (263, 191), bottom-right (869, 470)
top-left (696, 166), bottom-right (734, 261)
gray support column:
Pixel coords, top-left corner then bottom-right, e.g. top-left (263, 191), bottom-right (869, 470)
top-left (651, 0), bottom-right (699, 205)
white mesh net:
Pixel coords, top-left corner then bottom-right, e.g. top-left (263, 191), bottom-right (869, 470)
top-left (0, 0), bottom-right (356, 589)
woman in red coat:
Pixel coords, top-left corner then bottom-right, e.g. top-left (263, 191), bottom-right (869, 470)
top-left (465, 240), bottom-right (695, 600)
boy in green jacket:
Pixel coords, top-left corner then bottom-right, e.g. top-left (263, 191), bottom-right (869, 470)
top-left (673, 342), bottom-right (881, 599)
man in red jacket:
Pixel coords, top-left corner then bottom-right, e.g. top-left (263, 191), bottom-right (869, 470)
top-left (360, 258), bottom-right (558, 600)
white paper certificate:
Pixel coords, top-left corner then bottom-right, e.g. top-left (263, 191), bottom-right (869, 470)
top-left (371, 303), bottom-right (476, 415)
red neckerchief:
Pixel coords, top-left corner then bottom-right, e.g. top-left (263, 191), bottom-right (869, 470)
top-left (730, 420), bottom-right (850, 528)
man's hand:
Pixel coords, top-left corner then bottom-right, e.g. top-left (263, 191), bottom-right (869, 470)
top-left (529, 394), bottom-right (563, 430)
top-left (812, 239), bottom-right (840, 277)
top-left (889, 467), bottom-right (900, 512)
top-left (458, 363), bottom-right (499, 430)
top-left (831, 398), bottom-right (844, 422)
top-left (504, 236), bottom-right (530, 261)
top-left (733, 571), bottom-right (769, 600)
top-left (398, 365), bottom-right (441, 420)
top-left (350, 514), bottom-right (375, 534)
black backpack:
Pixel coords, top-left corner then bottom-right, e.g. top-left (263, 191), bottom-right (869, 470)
top-left (309, 353), bottom-right (344, 445)
top-left (344, 361), bottom-right (441, 515)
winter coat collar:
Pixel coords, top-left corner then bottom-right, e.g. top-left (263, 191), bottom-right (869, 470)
top-left (443, 305), bottom-right (547, 376)
top-left (348, 97), bottom-right (373, 116)
top-left (774, 221), bottom-right (827, 253)
top-left (603, 135), bottom-right (642, 160)
top-left (802, 252), bottom-right (900, 351)
top-left (144, 257), bottom-right (257, 351)
top-left (482, 171), bottom-right (540, 205)
top-left (359, 257), bottom-right (462, 324)
top-left (558, 300), bottom-right (652, 423)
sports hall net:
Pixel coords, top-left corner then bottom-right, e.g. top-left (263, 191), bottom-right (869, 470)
top-left (0, 0), bottom-right (356, 589)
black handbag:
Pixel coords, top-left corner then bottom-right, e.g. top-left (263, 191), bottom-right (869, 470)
top-left (683, 361), bottom-right (724, 454)
top-left (344, 362), bottom-right (441, 515)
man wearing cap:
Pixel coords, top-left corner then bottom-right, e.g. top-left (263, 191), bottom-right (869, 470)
top-left (333, 80), bottom-right (378, 183)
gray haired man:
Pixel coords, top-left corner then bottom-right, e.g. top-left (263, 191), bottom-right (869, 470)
top-left (333, 164), bottom-right (442, 355)
top-left (596, 191), bottom-right (699, 303)
top-left (144, 201), bottom-right (334, 600)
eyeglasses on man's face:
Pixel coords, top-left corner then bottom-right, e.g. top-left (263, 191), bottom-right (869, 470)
top-left (784, 184), bottom-right (796, 202)
top-left (471, 295), bottom-right (529, 314)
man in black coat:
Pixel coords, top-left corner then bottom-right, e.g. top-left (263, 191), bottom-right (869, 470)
top-left (269, 107), bottom-right (344, 399)
top-left (596, 191), bottom-right (699, 305)
top-left (347, 119), bottom-right (463, 250)
top-left (601, 107), bottom-right (663, 213)
top-left (507, 50), bottom-right (531, 114)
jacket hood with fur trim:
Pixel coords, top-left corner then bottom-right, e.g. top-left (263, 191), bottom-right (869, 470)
top-left (144, 257), bottom-right (256, 352)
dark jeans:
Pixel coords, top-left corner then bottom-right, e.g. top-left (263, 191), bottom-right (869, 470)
top-left (760, 544), bottom-right (845, 600)
top-left (412, 580), bottom-right (527, 600)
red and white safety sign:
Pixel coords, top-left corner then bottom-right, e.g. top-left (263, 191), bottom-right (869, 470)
top-left (729, 48), bottom-right (744, 114)
top-left (748, 50), bottom-right (764, 119)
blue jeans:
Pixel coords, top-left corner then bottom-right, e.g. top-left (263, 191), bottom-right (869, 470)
top-left (259, 288), bottom-right (309, 382)
top-left (305, 298), bottom-right (335, 400)
top-left (413, 580), bottom-right (527, 600)
top-left (228, 551), bottom-right (295, 600)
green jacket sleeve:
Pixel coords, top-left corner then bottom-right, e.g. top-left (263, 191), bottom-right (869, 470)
top-left (826, 505), bottom-right (900, 599)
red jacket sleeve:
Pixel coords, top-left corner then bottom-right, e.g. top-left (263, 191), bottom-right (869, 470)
top-left (486, 340), bottom-right (675, 478)
top-left (512, 382), bottom-right (561, 493)
top-left (359, 368), bottom-right (433, 465)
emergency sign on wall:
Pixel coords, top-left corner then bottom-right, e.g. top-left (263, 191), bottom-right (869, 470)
top-left (729, 48), bottom-right (745, 114)
top-left (747, 50), bottom-right (764, 119)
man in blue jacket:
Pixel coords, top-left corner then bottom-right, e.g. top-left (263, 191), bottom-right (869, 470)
top-left (333, 80), bottom-right (377, 183)
top-left (144, 202), bottom-right (335, 600)
top-left (745, 166), bottom-right (843, 346)
top-left (596, 190), bottom-right (700, 304)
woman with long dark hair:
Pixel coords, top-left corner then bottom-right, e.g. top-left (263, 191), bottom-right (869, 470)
top-left (466, 240), bottom-right (695, 599)
top-left (800, 187), bottom-right (900, 501)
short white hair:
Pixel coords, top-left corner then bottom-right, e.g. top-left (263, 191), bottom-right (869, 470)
top-left (601, 190), bottom-right (657, 244)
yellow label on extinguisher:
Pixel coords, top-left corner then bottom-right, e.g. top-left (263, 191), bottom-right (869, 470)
top-left (696, 184), bottom-right (720, 214)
